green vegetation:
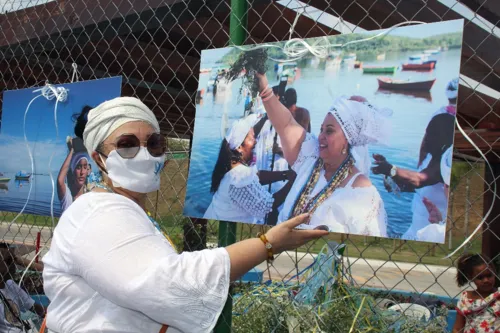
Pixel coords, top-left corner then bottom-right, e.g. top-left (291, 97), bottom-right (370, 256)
top-left (219, 32), bottom-right (462, 64)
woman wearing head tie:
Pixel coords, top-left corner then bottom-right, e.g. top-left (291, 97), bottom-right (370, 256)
top-left (204, 114), bottom-right (296, 224)
top-left (57, 144), bottom-right (90, 213)
top-left (42, 97), bottom-right (327, 333)
top-left (255, 74), bottom-right (392, 236)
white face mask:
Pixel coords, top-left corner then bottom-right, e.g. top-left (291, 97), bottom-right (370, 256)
top-left (101, 147), bottom-right (165, 193)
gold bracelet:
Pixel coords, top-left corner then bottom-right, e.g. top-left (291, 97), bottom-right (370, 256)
top-left (257, 232), bottom-right (274, 262)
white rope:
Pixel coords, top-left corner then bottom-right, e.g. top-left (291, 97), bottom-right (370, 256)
top-left (71, 62), bottom-right (79, 83)
top-left (233, 21), bottom-right (427, 63)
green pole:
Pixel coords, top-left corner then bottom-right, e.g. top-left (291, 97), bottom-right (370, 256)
top-left (214, 1), bottom-right (247, 332)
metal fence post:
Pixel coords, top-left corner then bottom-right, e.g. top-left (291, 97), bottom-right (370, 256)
top-left (214, 0), bottom-right (248, 332)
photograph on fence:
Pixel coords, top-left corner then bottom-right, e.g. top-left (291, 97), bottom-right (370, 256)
top-left (0, 76), bottom-right (122, 217)
top-left (184, 19), bottom-right (463, 243)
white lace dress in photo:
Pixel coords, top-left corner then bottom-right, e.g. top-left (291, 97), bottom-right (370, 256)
top-left (204, 164), bottom-right (274, 224)
top-left (277, 134), bottom-right (388, 237)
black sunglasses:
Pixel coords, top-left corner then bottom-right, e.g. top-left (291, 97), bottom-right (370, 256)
top-left (103, 133), bottom-right (167, 159)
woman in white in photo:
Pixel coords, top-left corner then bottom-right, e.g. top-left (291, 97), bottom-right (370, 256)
top-left (204, 115), bottom-right (295, 224)
top-left (415, 146), bottom-right (452, 242)
top-left (255, 73), bottom-right (392, 236)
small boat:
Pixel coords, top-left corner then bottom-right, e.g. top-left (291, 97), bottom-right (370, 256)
top-left (424, 49), bottom-right (440, 55)
top-left (0, 178), bottom-right (10, 182)
top-left (15, 171), bottom-right (31, 181)
top-left (409, 54), bottom-right (429, 61)
top-left (362, 66), bottom-right (398, 74)
top-left (354, 61), bottom-right (363, 69)
top-left (377, 77), bottom-right (436, 92)
top-left (401, 62), bottom-right (435, 71)
top-left (199, 68), bottom-right (211, 74)
top-left (376, 53), bottom-right (386, 61)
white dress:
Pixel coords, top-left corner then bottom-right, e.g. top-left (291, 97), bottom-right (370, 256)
top-left (402, 153), bottom-right (447, 241)
top-left (204, 164), bottom-right (274, 224)
top-left (277, 134), bottom-right (388, 237)
top-left (43, 193), bottom-right (230, 333)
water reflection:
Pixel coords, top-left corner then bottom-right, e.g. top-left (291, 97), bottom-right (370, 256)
top-left (15, 179), bottom-right (30, 188)
top-left (0, 183), bottom-right (8, 193)
top-left (375, 88), bottom-right (433, 102)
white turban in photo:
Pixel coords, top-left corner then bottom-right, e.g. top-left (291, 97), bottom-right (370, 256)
top-left (225, 114), bottom-right (259, 150)
top-left (445, 78), bottom-right (459, 100)
top-left (328, 96), bottom-right (393, 175)
top-left (83, 97), bottom-right (160, 154)
top-left (441, 146), bottom-right (452, 186)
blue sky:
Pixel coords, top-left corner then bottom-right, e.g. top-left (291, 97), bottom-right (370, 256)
top-left (0, 76), bottom-right (122, 173)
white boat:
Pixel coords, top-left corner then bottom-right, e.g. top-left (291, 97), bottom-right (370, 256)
top-left (424, 49), bottom-right (440, 55)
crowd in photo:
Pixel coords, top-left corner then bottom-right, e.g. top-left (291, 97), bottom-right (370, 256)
top-left (204, 72), bottom-right (458, 241)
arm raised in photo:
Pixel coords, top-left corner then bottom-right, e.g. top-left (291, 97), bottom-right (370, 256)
top-left (255, 73), bottom-right (305, 166)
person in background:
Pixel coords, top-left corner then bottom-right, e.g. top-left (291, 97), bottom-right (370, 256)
top-left (205, 115), bottom-right (295, 224)
top-left (0, 243), bottom-right (45, 332)
top-left (453, 253), bottom-right (499, 333)
top-left (57, 141), bottom-right (90, 213)
top-left (431, 78), bottom-right (458, 119)
top-left (415, 146), bottom-right (452, 242)
top-left (372, 113), bottom-right (455, 240)
top-left (283, 88), bottom-right (297, 114)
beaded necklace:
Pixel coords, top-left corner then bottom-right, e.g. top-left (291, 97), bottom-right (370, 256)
top-left (91, 182), bottom-right (178, 252)
top-left (290, 154), bottom-right (354, 221)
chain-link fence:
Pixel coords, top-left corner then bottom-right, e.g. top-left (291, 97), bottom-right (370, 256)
top-left (0, 0), bottom-right (499, 332)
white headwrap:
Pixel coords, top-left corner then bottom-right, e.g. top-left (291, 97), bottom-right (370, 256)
top-left (70, 152), bottom-right (89, 173)
top-left (225, 114), bottom-right (259, 150)
top-left (441, 146), bottom-right (452, 186)
top-left (83, 97), bottom-right (160, 154)
top-left (328, 96), bottom-right (393, 175)
top-left (445, 78), bottom-right (459, 100)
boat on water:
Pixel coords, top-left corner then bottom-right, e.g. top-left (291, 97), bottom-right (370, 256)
top-left (0, 178), bottom-right (10, 182)
top-left (362, 66), bottom-right (398, 74)
top-left (409, 54), bottom-right (429, 61)
top-left (354, 61), bottom-right (363, 69)
top-left (377, 77), bottom-right (436, 91)
top-left (15, 171), bottom-right (31, 180)
top-left (376, 53), bottom-right (386, 61)
top-left (424, 49), bottom-right (440, 55)
top-left (342, 53), bottom-right (357, 63)
top-left (401, 62), bottom-right (435, 71)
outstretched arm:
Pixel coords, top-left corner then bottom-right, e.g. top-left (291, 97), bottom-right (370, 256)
top-left (256, 73), bottom-right (305, 165)
top-left (57, 148), bottom-right (74, 201)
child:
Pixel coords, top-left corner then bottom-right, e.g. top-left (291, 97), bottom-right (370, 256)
top-left (0, 243), bottom-right (45, 332)
top-left (453, 253), bottom-right (499, 333)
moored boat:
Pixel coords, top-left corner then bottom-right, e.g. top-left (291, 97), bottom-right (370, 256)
top-left (401, 62), bottom-right (435, 71)
top-left (377, 76), bottom-right (436, 91)
top-left (362, 66), bottom-right (398, 74)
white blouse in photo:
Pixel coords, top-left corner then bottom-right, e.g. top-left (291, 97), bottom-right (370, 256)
top-left (277, 134), bottom-right (388, 237)
top-left (204, 164), bottom-right (274, 224)
top-left (43, 192), bottom-right (230, 333)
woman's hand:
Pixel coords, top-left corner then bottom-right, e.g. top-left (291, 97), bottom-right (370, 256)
top-left (265, 213), bottom-right (328, 253)
top-left (371, 153), bottom-right (392, 176)
top-left (255, 72), bottom-right (269, 94)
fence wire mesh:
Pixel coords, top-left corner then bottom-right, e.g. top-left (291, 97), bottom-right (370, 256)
top-left (0, 0), bottom-right (499, 332)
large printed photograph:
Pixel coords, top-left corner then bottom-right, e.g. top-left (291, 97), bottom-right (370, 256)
top-left (0, 77), bottom-right (122, 217)
top-left (184, 20), bottom-right (464, 243)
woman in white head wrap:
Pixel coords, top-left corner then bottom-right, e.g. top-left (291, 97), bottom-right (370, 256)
top-left (204, 114), bottom-right (296, 224)
top-left (42, 97), bottom-right (326, 333)
top-left (254, 74), bottom-right (391, 237)
top-left (56, 143), bottom-right (90, 213)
